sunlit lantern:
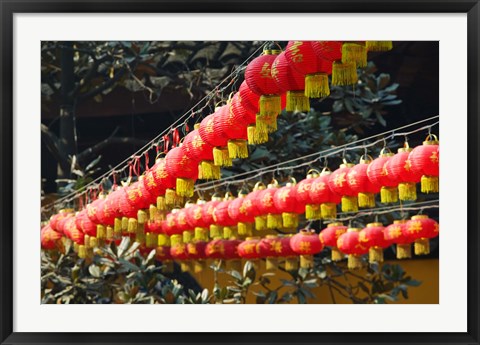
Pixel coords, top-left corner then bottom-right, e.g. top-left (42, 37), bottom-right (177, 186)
top-left (295, 169), bottom-right (321, 220)
top-left (405, 215), bottom-right (439, 255)
top-left (384, 220), bottom-right (412, 259)
top-left (309, 168), bottom-right (341, 219)
top-left (221, 94), bottom-right (250, 159)
top-left (367, 149), bottom-right (399, 203)
top-left (258, 235), bottom-right (283, 270)
top-left (198, 110), bottom-right (231, 167)
top-left (165, 146), bottom-right (199, 198)
top-left (273, 178), bottom-right (300, 229)
top-left (319, 222), bottom-right (347, 261)
top-left (290, 229), bottom-right (323, 269)
top-left (347, 155), bottom-right (380, 208)
top-left (237, 81), bottom-right (267, 145)
top-left (408, 135), bottom-right (439, 193)
top-left (359, 222), bottom-right (391, 263)
top-left (228, 192), bottom-right (255, 238)
top-left (256, 180), bottom-right (282, 230)
top-left (337, 228), bottom-right (369, 270)
top-left (311, 41), bottom-right (358, 86)
top-left (183, 129), bottom-right (219, 180)
top-left (328, 161), bottom-right (359, 212)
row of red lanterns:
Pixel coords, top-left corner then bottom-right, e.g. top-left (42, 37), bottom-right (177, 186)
top-left (42, 214), bottom-right (439, 273)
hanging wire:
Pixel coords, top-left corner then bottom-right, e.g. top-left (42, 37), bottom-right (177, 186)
top-left (42, 41), bottom-right (270, 213)
top-left (194, 116), bottom-right (439, 192)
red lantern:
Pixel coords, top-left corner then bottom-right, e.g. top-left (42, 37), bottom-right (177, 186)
top-left (63, 217), bottom-right (85, 245)
top-left (237, 236), bottom-right (262, 260)
top-left (346, 156), bottom-right (380, 208)
top-left (311, 41), bottom-right (357, 86)
top-left (290, 228), bottom-right (323, 268)
top-left (241, 182), bottom-right (266, 231)
top-left (258, 235), bottom-right (283, 270)
top-left (75, 210), bottom-right (97, 237)
top-left (278, 235), bottom-right (299, 271)
top-left (273, 179), bottom-right (301, 229)
top-left (328, 162), bottom-right (359, 212)
top-left (198, 110), bottom-right (231, 168)
top-left (228, 193), bottom-right (255, 237)
top-left (212, 193), bottom-right (237, 238)
top-left (202, 195), bottom-right (223, 239)
top-left (237, 81), bottom-right (268, 145)
top-left (271, 50), bottom-right (310, 112)
top-left (367, 150), bottom-right (399, 203)
top-left (385, 144), bottom-right (422, 201)
top-left (337, 228), bottom-right (369, 270)
top-left (170, 235), bottom-right (189, 271)
top-left (358, 222), bottom-right (392, 263)
top-left (41, 225), bottom-right (63, 250)
top-left (295, 169), bottom-right (321, 220)
top-left (162, 211), bottom-right (182, 236)
top-left (186, 199), bottom-right (209, 238)
top-left (150, 157), bottom-right (176, 207)
top-left (165, 145), bottom-right (199, 198)
top-left (384, 220), bottom-right (412, 259)
top-left (186, 240), bottom-right (208, 273)
top-left (244, 47), bottom-right (283, 120)
top-left (55, 212), bottom-right (75, 235)
top-left (319, 222), bottom-right (348, 261)
top-left (309, 169), bottom-right (342, 219)
top-left (256, 181), bottom-right (282, 230)
top-left (221, 239), bottom-right (243, 271)
top-left (408, 135), bottom-right (439, 193)
top-left (205, 238), bottom-right (224, 260)
top-left (284, 41), bottom-right (331, 99)
top-left (405, 215), bottom-right (439, 255)
top-left (50, 209), bottom-right (74, 232)
top-left (219, 95), bottom-right (249, 159)
top-left (86, 198), bottom-right (103, 224)
top-left (183, 129), bottom-right (219, 179)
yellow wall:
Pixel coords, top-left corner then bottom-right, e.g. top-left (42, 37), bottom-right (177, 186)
top-left (190, 258), bottom-right (438, 304)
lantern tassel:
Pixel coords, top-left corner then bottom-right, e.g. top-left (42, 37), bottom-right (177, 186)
top-left (366, 41), bottom-right (393, 52)
top-left (209, 224), bottom-right (222, 239)
top-left (421, 176), bottom-right (439, 193)
top-left (267, 214), bottom-right (283, 229)
top-left (300, 255), bottom-right (314, 269)
top-left (78, 245), bottom-right (87, 259)
top-left (305, 73), bottom-right (330, 98)
top-left (256, 113), bottom-right (278, 134)
top-left (358, 192), bottom-right (376, 208)
top-left (165, 188), bottom-right (178, 206)
top-left (149, 205), bottom-right (158, 220)
top-left (176, 178), bottom-right (195, 198)
top-left (285, 257), bottom-right (299, 271)
top-left (121, 217), bottom-right (129, 234)
top-left (369, 247), bottom-right (384, 263)
top-left (380, 186), bottom-right (399, 203)
top-left (266, 257), bottom-right (278, 271)
top-left (305, 204), bottom-right (322, 220)
top-left (247, 125), bottom-right (269, 145)
top-left (259, 94), bottom-right (281, 116)
top-left (180, 262), bottom-right (191, 272)
top-left (106, 226), bottom-right (114, 241)
top-left (414, 238), bottom-right (430, 255)
top-left (227, 139), bottom-right (249, 159)
top-left (286, 91), bottom-right (310, 113)
top-left (331, 247), bottom-right (345, 261)
top-left (398, 182), bottom-right (417, 201)
top-left (347, 255), bottom-right (364, 270)
top-left (223, 226), bottom-right (237, 239)
top-left (194, 260), bottom-right (205, 274)
top-left (331, 61), bottom-right (358, 86)
top-left (213, 147), bottom-right (233, 167)
top-left (341, 196), bottom-right (359, 212)
top-left (321, 203), bottom-right (337, 219)
top-left (282, 212), bottom-right (299, 229)
top-left (238, 222), bottom-right (253, 237)
top-left (137, 209), bottom-right (148, 224)
top-left (342, 43), bottom-right (367, 68)
top-left (396, 244), bottom-right (412, 259)
top-left (255, 215), bottom-right (267, 231)
top-left (194, 227), bottom-right (208, 241)
top-left (200, 160), bottom-right (221, 180)
top-left (157, 196), bottom-right (167, 211)
top-left (97, 225), bottom-right (106, 239)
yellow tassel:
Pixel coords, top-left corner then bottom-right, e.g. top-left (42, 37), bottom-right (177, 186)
top-left (137, 222), bottom-right (145, 235)
top-left (369, 247), bottom-right (384, 263)
top-left (209, 224), bottom-right (222, 239)
top-left (213, 147), bottom-right (232, 167)
top-left (238, 222), bottom-right (253, 237)
top-left (285, 257), bottom-right (299, 271)
top-left (332, 61), bottom-right (358, 86)
top-left (247, 125), bottom-right (269, 145)
top-left (380, 186), bottom-right (399, 203)
top-left (194, 227), bottom-right (208, 241)
top-left (78, 245), bottom-right (87, 259)
top-left (347, 255), bottom-right (364, 270)
top-left (305, 73), bottom-right (330, 98)
top-left (170, 234), bottom-right (183, 247)
top-left (259, 94), bottom-right (281, 116)
top-left (180, 262), bottom-right (191, 272)
top-left (227, 139), bottom-right (249, 159)
top-left (398, 182), bottom-right (417, 201)
top-left (183, 231), bottom-right (193, 244)
top-left (200, 160), bottom-right (221, 180)
top-left (137, 209), bottom-right (148, 224)
top-left (89, 237), bottom-right (99, 248)
top-left (73, 242), bottom-right (79, 253)
top-left (366, 41), bottom-right (393, 52)
top-left (396, 244), bottom-right (412, 259)
top-left (176, 178), bottom-right (195, 198)
top-left (267, 214), bottom-right (283, 229)
top-left (106, 226), bottom-right (114, 241)
top-left (421, 176), bottom-right (439, 193)
top-left (286, 91), bottom-right (310, 113)
top-left (96, 225), bottom-right (106, 239)
top-left (114, 218), bottom-right (122, 233)
top-left (193, 260), bottom-right (205, 273)
top-left (223, 226), bottom-right (237, 239)
top-left (358, 192), bottom-right (376, 208)
top-left (342, 42), bottom-right (367, 68)
top-left (157, 195), bottom-right (167, 211)
top-left (341, 196), bottom-right (359, 212)
top-left (256, 113), bottom-right (278, 134)
top-left (128, 218), bottom-right (137, 234)
top-left (300, 255), bottom-right (314, 269)
top-left (84, 235), bottom-right (91, 249)
top-left (331, 247), bottom-right (345, 261)
top-left (149, 205), bottom-right (158, 220)
top-left (157, 234), bottom-right (170, 246)
top-left (266, 257), bottom-right (278, 271)
top-left (165, 188), bottom-right (177, 206)
top-left (305, 204), bottom-right (321, 220)
top-left (414, 238), bottom-right (430, 255)
top-left (321, 203), bottom-right (337, 219)
top-left (255, 215), bottom-right (267, 231)
top-left (282, 212), bottom-right (299, 229)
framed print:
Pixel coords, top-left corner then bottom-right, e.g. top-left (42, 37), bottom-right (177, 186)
top-left (1, 1), bottom-right (479, 344)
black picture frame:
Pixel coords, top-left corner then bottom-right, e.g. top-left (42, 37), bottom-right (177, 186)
top-left (1, 1), bottom-right (479, 344)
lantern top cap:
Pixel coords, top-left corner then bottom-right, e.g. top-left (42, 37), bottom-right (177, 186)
top-left (299, 229), bottom-right (317, 235)
top-left (347, 228), bottom-right (361, 232)
top-left (306, 168), bottom-right (320, 178)
top-left (246, 236), bottom-right (260, 241)
top-left (327, 222), bottom-right (345, 227)
top-left (340, 163), bottom-right (355, 168)
top-left (423, 133), bottom-right (439, 145)
top-left (393, 220), bottom-right (408, 224)
top-left (59, 208), bottom-right (74, 214)
top-left (265, 234), bottom-right (278, 239)
top-left (367, 222), bottom-right (384, 228)
top-left (411, 215), bottom-right (429, 220)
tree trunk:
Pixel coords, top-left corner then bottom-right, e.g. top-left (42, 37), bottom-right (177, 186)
top-left (57, 41), bottom-right (77, 192)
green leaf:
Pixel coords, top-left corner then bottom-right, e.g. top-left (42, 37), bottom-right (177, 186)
top-left (228, 270), bottom-right (242, 281)
top-left (267, 291), bottom-right (278, 304)
top-left (119, 258), bottom-right (140, 272)
top-left (88, 264), bottom-right (101, 278)
top-left (404, 279), bottom-right (422, 287)
top-left (86, 155), bottom-right (102, 172)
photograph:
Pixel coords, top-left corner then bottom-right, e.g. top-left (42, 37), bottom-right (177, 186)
top-left (40, 40), bottom-right (440, 305)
